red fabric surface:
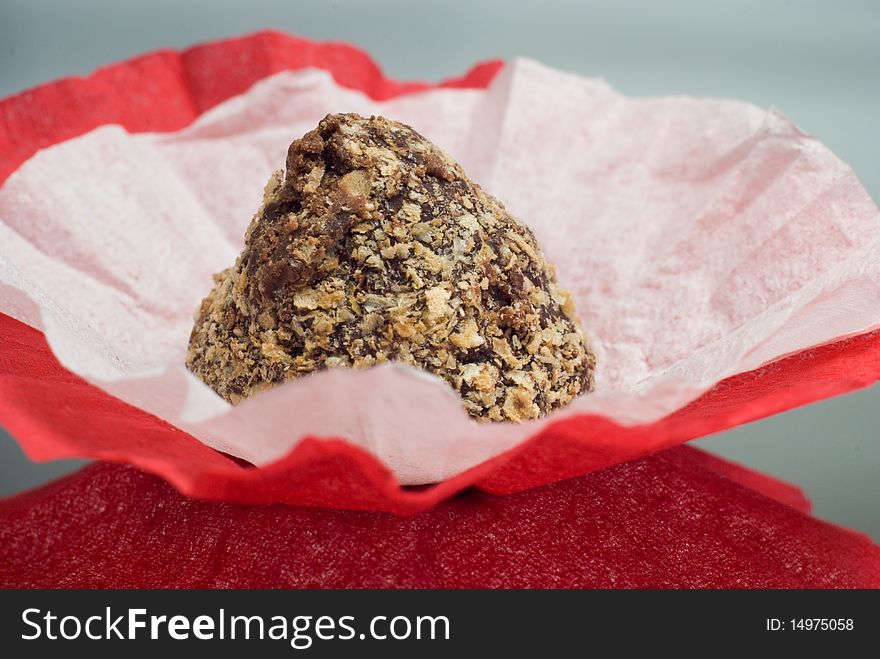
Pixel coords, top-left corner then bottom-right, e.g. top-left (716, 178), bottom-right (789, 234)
top-left (671, 446), bottom-right (812, 514)
top-left (1, 312), bottom-right (877, 513)
top-left (1, 446), bottom-right (876, 589)
top-left (1, 31), bottom-right (880, 514)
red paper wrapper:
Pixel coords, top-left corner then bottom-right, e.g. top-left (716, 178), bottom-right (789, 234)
top-left (1, 31), bottom-right (880, 513)
top-left (1, 446), bottom-right (877, 588)
top-left (3, 296), bottom-right (880, 513)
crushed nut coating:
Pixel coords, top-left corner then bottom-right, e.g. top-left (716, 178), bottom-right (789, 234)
top-left (186, 113), bottom-right (595, 421)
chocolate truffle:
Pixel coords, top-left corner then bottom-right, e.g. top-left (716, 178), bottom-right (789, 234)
top-left (186, 113), bottom-right (595, 421)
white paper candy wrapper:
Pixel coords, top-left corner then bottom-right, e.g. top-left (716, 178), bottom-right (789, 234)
top-left (2, 59), bottom-right (879, 484)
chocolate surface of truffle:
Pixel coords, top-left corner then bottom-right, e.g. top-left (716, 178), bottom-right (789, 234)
top-left (187, 113), bottom-right (595, 421)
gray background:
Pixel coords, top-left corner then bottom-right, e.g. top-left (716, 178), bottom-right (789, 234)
top-left (1, 0), bottom-right (878, 539)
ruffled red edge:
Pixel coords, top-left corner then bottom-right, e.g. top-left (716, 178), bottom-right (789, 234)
top-left (0, 30), bottom-right (501, 186)
top-left (3, 312), bottom-right (879, 513)
top-left (1, 31), bottom-right (879, 513)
